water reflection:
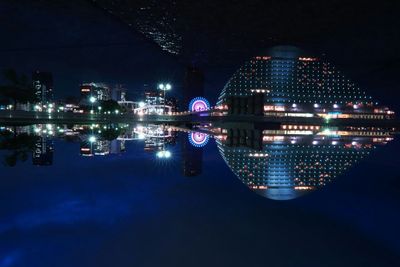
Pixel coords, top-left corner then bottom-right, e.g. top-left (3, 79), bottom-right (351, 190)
top-left (0, 127), bottom-right (38, 166)
top-left (214, 126), bottom-right (393, 200)
top-left (0, 123), bottom-right (395, 200)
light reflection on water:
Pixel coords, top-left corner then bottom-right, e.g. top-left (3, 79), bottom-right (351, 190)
top-left (0, 123), bottom-right (399, 266)
top-left (0, 123), bottom-right (395, 200)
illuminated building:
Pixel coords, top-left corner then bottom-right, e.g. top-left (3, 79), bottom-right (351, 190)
top-left (217, 46), bottom-right (394, 117)
top-left (32, 137), bottom-right (54, 166)
top-left (144, 90), bottom-right (164, 106)
top-left (112, 84), bottom-right (127, 102)
top-left (32, 71), bottom-right (53, 105)
top-left (80, 83), bottom-right (111, 101)
top-left (216, 128), bottom-right (393, 200)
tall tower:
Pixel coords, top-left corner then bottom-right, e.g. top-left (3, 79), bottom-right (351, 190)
top-left (183, 66), bottom-right (204, 111)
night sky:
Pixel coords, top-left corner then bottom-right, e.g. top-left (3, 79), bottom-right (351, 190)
top-left (1, 0), bottom-right (399, 110)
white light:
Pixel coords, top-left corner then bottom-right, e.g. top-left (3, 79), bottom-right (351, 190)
top-left (98, 106), bottom-right (102, 110)
top-left (156, 150), bottom-right (171, 159)
top-left (48, 104), bottom-right (54, 108)
top-left (353, 104), bottom-right (358, 109)
top-left (333, 104), bottom-right (339, 108)
top-left (158, 84), bottom-right (165, 90)
top-left (291, 140), bottom-right (296, 144)
top-left (165, 83), bottom-right (172, 90)
top-left (292, 103), bottom-right (297, 108)
top-left (89, 96), bottom-right (97, 103)
top-left (352, 141), bottom-right (357, 146)
top-left (312, 140), bottom-right (318, 145)
top-left (314, 104), bottom-right (319, 108)
top-left (115, 110), bottom-right (119, 114)
top-left (138, 101), bottom-right (145, 108)
top-left (46, 124), bottom-right (53, 130)
top-left (89, 136), bottom-right (96, 143)
top-left (332, 141), bottom-right (338, 145)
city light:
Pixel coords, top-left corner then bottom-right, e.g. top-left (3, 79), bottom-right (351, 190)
top-left (89, 96), bottom-right (97, 103)
top-left (156, 150), bottom-right (171, 158)
top-left (88, 136), bottom-right (97, 143)
top-left (138, 101), bottom-right (145, 107)
top-left (158, 83), bottom-right (172, 91)
top-left (158, 82), bottom-right (172, 115)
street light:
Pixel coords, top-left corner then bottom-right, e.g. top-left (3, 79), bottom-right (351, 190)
top-left (156, 150), bottom-right (171, 159)
top-left (89, 96), bottom-right (96, 114)
top-left (158, 83), bottom-right (172, 114)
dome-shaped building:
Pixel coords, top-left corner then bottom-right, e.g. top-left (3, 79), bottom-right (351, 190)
top-left (217, 46), bottom-right (374, 112)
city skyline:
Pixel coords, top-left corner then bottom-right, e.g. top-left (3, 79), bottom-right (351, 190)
top-left (0, 1), bottom-right (399, 266)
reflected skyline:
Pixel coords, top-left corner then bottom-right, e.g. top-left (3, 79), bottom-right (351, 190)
top-left (0, 123), bottom-right (395, 200)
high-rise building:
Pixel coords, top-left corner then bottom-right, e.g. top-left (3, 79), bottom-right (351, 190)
top-left (80, 83), bottom-right (111, 101)
top-left (111, 84), bottom-right (127, 102)
top-left (217, 46), bottom-right (386, 114)
top-left (32, 71), bottom-right (53, 104)
top-left (144, 90), bottom-right (163, 106)
top-left (183, 66), bottom-right (204, 111)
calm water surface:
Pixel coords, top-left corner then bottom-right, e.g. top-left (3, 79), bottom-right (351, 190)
top-left (0, 124), bottom-right (399, 267)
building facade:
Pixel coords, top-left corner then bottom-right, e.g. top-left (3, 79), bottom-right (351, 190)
top-left (32, 71), bottom-right (54, 105)
top-left (80, 83), bottom-right (111, 101)
top-left (217, 46), bottom-right (393, 117)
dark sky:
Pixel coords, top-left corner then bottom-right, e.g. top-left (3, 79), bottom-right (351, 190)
top-left (0, 0), bottom-right (183, 100)
top-left (0, 0), bottom-right (399, 111)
